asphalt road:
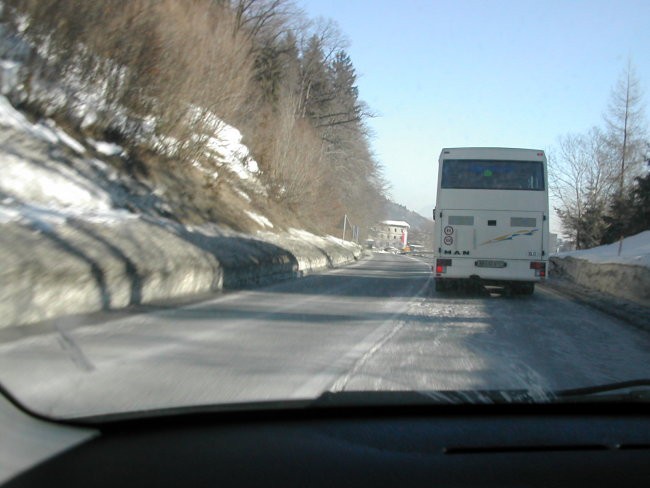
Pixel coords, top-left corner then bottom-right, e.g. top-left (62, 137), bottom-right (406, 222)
top-left (1, 253), bottom-right (650, 418)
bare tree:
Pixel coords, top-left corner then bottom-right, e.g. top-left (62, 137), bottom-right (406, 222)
top-left (3, 0), bottom-right (387, 236)
top-left (229, 0), bottom-right (298, 42)
top-left (602, 61), bottom-right (647, 252)
top-left (550, 62), bottom-right (647, 249)
top-left (549, 128), bottom-right (615, 248)
top-left (250, 90), bottom-right (325, 206)
top-left (604, 60), bottom-right (647, 192)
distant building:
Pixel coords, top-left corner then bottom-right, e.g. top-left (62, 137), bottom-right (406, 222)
top-left (373, 220), bottom-right (410, 249)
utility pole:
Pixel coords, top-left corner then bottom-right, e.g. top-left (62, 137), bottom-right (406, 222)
top-left (342, 214), bottom-right (348, 240)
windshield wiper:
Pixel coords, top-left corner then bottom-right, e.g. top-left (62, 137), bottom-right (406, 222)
top-left (553, 379), bottom-right (650, 402)
top-left (315, 389), bottom-right (550, 406)
top-left (316, 381), bottom-right (650, 408)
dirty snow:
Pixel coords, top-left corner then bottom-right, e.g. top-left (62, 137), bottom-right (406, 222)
top-left (191, 159), bottom-right (219, 180)
top-left (0, 96), bottom-right (56, 144)
top-left (235, 188), bottom-right (251, 202)
top-left (0, 91), bottom-right (268, 232)
top-left (0, 152), bottom-right (113, 211)
top-left (554, 231), bottom-right (650, 268)
top-left (205, 123), bottom-right (260, 180)
top-left (87, 138), bottom-right (124, 156)
top-left (245, 210), bottom-right (273, 229)
top-left (286, 228), bottom-right (359, 250)
top-left (0, 60), bottom-right (22, 95)
top-left (0, 94), bottom-right (135, 225)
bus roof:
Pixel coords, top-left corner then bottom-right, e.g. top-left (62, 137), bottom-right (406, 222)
top-left (439, 147), bottom-right (546, 160)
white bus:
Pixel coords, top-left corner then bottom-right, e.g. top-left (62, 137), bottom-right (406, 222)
top-left (433, 147), bottom-right (549, 294)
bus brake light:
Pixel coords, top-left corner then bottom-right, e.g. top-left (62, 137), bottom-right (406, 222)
top-left (530, 261), bottom-right (546, 277)
top-left (436, 259), bottom-right (452, 274)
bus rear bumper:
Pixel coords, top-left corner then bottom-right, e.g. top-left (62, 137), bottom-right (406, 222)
top-left (432, 257), bottom-right (546, 283)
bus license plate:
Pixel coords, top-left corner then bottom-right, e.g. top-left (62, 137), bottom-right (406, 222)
top-left (475, 260), bottom-right (507, 268)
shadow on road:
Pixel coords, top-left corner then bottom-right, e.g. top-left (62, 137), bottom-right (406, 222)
top-left (143, 304), bottom-right (490, 327)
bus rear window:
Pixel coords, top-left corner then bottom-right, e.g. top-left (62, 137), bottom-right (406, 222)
top-left (441, 160), bottom-right (545, 190)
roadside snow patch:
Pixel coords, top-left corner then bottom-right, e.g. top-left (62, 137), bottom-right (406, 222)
top-left (0, 200), bottom-right (135, 228)
top-left (551, 231), bottom-right (650, 307)
top-left (287, 229), bottom-right (357, 249)
top-left (0, 151), bottom-right (114, 212)
top-left (0, 205), bottom-right (21, 224)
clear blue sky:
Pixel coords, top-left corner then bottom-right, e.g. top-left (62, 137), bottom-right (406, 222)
top-left (299, 0), bottom-right (650, 229)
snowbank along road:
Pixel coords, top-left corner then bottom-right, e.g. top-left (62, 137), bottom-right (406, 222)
top-left (1, 253), bottom-right (650, 418)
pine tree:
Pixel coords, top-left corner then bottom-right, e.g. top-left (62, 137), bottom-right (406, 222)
top-left (318, 51), bottom-right (361, 129)
top-left (602, 170), bottom-right (650, 242)
top-left (253, 32), bottom-right (300, 106)
top-left (299, 35), bottom-right (333, 121)
top-left (630, 171), bottom-right (650, 234)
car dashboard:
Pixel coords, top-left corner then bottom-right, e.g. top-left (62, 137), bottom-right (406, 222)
top-left (4, 398), bottom-right (650, 487)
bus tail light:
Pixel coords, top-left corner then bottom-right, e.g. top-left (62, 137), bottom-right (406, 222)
top-left (435, 258), bottom-right (452, 274)
top-left (530, 261), bottom-right (546, 277)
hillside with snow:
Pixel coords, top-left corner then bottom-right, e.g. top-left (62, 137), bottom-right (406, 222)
top-left (0, 12), bottom-right (369, 328)
top-left (0, 2), bottom-right (422, 328)
top-left (0, 91), bottom-right (272, 232)
top-left (0, 90), bottom-right (362, 328)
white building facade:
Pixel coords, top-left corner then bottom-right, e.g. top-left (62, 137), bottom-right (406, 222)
top-left (374, 220), bottom-right (410, 249)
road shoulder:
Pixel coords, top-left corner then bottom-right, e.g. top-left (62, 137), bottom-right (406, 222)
top-left (541, 278), bottom-right (650, 333)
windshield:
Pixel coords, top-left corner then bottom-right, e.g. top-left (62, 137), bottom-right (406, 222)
top-left (441, 160), bottom-right (545, 191)
top-left (0, 0), bottom-right (649, 421)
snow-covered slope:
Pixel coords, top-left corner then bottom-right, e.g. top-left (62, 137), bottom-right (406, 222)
top-left (0, 23), bottom-right (364, 329)
top-left (0, 93), bottom-right (362, 329)
top-left (0, 96), bottom-right (131, 225)
top-left (553, 231), bottom-right (650, 269)
top-left (0, 89), bottom-right (271, 229)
